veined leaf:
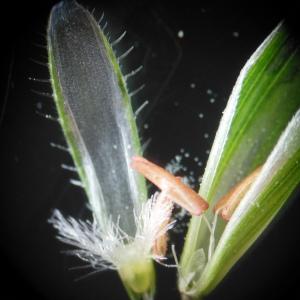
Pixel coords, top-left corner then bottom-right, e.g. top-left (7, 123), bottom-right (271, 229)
top-left (48, 1), bottom-right (146, 235)
top-left (180, 22), bottom-right (300, 298)
top-left (195, 109), bottom-right (300, 296)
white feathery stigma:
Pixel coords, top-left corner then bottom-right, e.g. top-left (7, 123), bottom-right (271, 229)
top-left (49, 192), bottom-right (174, 270)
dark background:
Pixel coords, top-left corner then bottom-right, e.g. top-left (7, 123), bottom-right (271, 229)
top-left (1, 1), bottom-right (300, 299)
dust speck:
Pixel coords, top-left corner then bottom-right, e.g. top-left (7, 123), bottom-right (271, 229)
top-left (36, 102), bottom-right (42, 110)
top-left (178, 30), bottom-right (184, 38)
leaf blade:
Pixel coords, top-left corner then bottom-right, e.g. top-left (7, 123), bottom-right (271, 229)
top-left (180, 22), bottom-right (300, 298)
top-left (198, 109), bottom-right (300, 296)
top-left (47, 1), bottom-right (147, 235)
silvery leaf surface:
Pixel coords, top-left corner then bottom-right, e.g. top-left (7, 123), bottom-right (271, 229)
top-left (48, 1), bottom-right (146, 235)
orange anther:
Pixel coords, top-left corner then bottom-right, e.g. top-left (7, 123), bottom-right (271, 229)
top-left (214, 166), bottom-right (262, 221)
top-left (131, 156), bottom-right (209, 216)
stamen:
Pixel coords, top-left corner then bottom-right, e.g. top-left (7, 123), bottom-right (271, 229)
top-left (151, 192), bottom-right (173, 258)
top-left (214, 165), bottom-right (262, 220)
top-left (131, 156), bottom-right (209, 215)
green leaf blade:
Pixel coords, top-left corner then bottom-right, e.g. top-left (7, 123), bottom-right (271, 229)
top-left (180, 22), bottom-right (300, 298)
top-left (198, 109), bottom-right (300, 296)
top-left (203, 22), bottom-right (300, 204)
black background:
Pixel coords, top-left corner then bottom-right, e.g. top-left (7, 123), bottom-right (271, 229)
top-left (1, 1), bottom-right (300, 299)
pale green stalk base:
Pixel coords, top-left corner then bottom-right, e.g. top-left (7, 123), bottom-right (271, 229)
top-left (119, 259), bottom-right (155, 300)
